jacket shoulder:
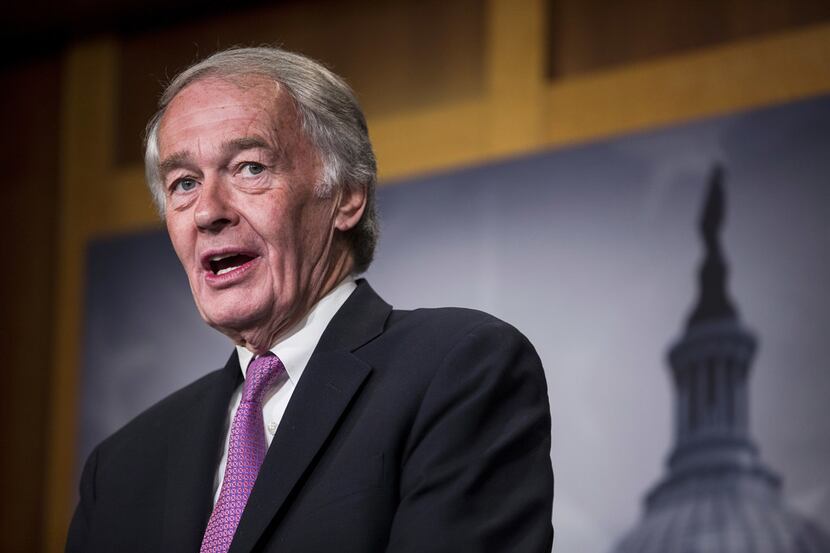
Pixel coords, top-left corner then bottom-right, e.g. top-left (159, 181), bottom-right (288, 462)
top-left (390, 304), bottom-right (507, 328)
top-left (386, 305), bottom-right (528, 345)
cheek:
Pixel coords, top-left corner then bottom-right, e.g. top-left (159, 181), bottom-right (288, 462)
top-left (255, 205), bottom-right (306, 252)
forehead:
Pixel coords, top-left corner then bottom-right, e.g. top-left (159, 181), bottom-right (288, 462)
top-left (157, 76), bottom-right (296, 154)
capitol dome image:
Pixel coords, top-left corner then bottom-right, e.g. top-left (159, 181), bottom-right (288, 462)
top-left (611, 167), bottom-right (830, 553)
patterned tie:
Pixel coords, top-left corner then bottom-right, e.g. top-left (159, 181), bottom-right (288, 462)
top-left (200, 353), bottom-right (285, 553)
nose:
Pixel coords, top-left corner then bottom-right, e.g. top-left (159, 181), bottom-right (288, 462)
top-left (193, 177), bottom-right (238, 232)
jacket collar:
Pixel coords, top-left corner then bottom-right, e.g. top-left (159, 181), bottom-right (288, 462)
top-left (315, 278), bottom-right (392, 353)
top-left (161, 352), bottom-right (243, 552)
top-left (161, 280), bottom-right (392, 552)
top-left (229, 279), bottom-right (391, 552)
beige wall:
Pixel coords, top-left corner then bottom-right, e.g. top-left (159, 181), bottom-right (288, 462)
top-left (3, 1), bottom-right (830, 551)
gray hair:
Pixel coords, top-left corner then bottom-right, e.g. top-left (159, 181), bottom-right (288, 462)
top-left (144, 46), bottom-right (379, 273)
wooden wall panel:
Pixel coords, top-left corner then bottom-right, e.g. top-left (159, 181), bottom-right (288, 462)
top-left (45, 42), bottom-right (118, 553)
top-left (115, 0), bottom-right (486, 166)
top-left (0, 56), bottom-right (61, 553)
top-left (543, 22), bottom-right (830, 147)
top-left (548, 0), bottom-right (830, 78)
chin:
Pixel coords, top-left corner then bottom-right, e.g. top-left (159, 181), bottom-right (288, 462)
top-left (199, 301), bottom-right (271, 336)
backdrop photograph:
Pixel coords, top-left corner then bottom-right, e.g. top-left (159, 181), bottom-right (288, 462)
top-left (80, 92), bottom-right (830, 552)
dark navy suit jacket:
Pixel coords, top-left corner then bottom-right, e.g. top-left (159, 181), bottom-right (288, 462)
top-left (67, 281), bottom-right (553, 552)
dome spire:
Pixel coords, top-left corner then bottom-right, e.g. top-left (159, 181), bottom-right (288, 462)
top-left (687, 164), bottom-right (737, 328)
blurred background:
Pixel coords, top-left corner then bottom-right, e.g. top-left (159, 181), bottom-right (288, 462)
top-left (3, 1), bottom-right (830, 552)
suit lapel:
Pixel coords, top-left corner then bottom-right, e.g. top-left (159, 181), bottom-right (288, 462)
top-left (161, 354), bottom-right (242, 553)
top-left (228, 280), bottom-right (392, 553)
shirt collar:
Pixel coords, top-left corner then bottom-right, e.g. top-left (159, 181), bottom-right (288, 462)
top-left (235, 276), bottom-right (357, 385)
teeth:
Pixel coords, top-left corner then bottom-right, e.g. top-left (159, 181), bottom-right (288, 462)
top-left (207, 252), bottom-right (255, 276)
top-left (211, 253), bottom-right (238, 262)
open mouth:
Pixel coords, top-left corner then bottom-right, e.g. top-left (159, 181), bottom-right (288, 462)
top-left (208, 253), bottom-right (256, 276)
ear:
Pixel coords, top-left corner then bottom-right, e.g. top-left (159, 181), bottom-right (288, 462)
top-left (334, 183), bottom-right (367, 232)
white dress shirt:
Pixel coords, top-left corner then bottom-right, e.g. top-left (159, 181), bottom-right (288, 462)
top-left (212, 276), bottom-right (357, 505)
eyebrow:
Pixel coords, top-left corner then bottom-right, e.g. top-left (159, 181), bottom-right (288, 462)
top-left (223, 136), bottom-right (272, 155)
top-left (158, 151), bottom-right (194, 178)
top-left (158, 136), bottom-right (275, 178)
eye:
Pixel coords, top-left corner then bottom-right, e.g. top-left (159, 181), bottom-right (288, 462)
top-left (240, 162), bottom-right (265, 177)
top-left (171, 177), bottom-right (198, 194)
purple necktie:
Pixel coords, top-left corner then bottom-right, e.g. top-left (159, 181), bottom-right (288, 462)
top-left (200, 353), bottom-right (284, 553)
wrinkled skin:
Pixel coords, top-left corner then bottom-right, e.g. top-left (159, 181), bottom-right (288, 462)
top-left (158, 76), bottom-right (366, 353)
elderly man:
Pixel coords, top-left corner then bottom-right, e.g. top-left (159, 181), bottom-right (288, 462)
top-left (67, 47), bottom-right (553, 553)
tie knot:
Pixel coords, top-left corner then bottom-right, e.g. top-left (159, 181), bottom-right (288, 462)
top-left (243, 353), bottom-right (284, 404)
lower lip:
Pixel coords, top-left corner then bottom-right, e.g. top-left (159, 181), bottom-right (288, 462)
top-left (203, 257), bottom-right (260, 287)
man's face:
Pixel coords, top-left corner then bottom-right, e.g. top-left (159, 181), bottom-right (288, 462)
top-left (157, 76), bottom-right (345, 350)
